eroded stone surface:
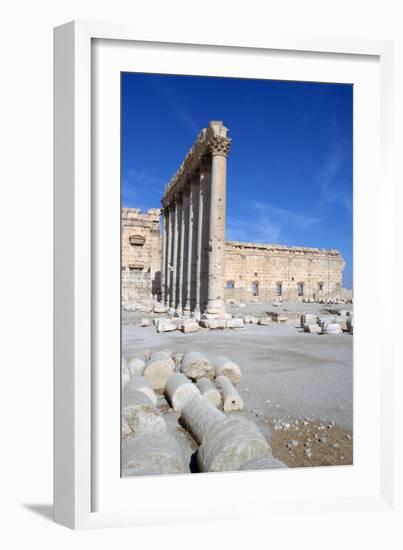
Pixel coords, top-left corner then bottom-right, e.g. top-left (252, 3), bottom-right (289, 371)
top-left (215, 375), bottom-right (244, 411)
top-left (196, 377), bottom-right (222, 408)
top-left (165, 373), bottom-right (200, 412)
top-left (211, 356), bottom-right (241, 385)
top-left (181, 351), bottom-right (214, 381)
top-left (198, 416), bottom-right (272, 473)
top-left (122, 433), bottom-right (188, 476)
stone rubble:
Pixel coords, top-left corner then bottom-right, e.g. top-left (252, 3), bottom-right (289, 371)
top-left (143, 351), bottom-right (176, 393)
top-left (127, 356), bottom-right (146, 377)
top-left (121, 345), bottom-right (352, 476)
top-left (165, 372), bottom-right (200, 413)
top-left (124, 375), bottom-right (157, 406)
top-left (181, 351), bottom-right (214, 381)
top-left (196, 377), bottom-right (222, 408)
top-left (122, 389), bottom-right (166, 436)
top-left (215, 375), bottom-right (244, 412)
top-left (211, 356), bottom-right (242, 385)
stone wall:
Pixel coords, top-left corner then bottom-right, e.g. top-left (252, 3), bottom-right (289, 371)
top-left (121, 208), bottom-right (346, 304)
top-left (121, 208), bottom-right (161, 304)
top-left (224, 241), bottom-right (345, 303)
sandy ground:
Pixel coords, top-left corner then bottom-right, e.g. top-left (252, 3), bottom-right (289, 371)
top-left (122, 302), bottom-right (353, 468)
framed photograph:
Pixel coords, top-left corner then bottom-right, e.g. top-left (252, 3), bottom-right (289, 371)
top-left (54, 21), bottom-right (395, 529)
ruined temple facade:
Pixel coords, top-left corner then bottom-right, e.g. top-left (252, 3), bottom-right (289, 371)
top-left (121, 210), bottom-right (345, 305)
top-left (224, 241), bottom-right (345, 303)
top-left (121, 121), bottom-right (346, 307)
top-left (121, 207), bottom-right (161, 304)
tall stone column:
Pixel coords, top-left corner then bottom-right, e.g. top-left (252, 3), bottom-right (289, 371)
top-left (167, 205), bottom-right (174, 307)
top-left (184, 180), bottom-right (194, 316)
top-left (160, 208), bottom-right (168, 305)
top-left (190, 171), bottom-right (199, 312)
top-left (195, 160), bottom-right (210, 313)
top-left (206, 135), bottom-right (231, 316)
top-left (177, 192), bottom-right (185, 314)
top-left (172, 198), bottom-right (180, 309)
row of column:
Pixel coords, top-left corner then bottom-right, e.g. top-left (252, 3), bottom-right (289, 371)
top-left (160, 146), bottom-right (229, 316)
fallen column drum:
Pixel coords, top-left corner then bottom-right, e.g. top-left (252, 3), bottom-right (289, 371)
top-left (165, 373), bottom-right (201, 413)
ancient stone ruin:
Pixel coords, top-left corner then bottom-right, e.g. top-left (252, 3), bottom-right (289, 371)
top-left (161, 120), bottom-right (231, 317)
top-left (121, 121), bottom-right (350, 309)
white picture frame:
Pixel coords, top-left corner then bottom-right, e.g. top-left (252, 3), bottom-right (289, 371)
top-left (54, 20), bottom-right (395, 530)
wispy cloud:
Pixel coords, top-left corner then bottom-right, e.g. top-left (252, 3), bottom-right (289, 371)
top-left (159, 80), bottom-right (199, 135)
top-left (316, 126), bottom-right (352, 212)
top-left (227, 201), bottom-right (321, 244)
top-left (122, 167), bottom-right (165, 208)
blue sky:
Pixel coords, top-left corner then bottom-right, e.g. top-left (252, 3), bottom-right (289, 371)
top-left (121, 73), bottom-right (353, 288)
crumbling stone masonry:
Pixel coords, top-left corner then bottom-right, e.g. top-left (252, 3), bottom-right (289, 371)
top-left (121, 207), bottom-right (161, 304)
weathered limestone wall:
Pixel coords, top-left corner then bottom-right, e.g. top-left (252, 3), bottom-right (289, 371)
top-left (224, 241), bottom-right (345, 302)
top-left (121, 208), bottom-right (161, 304)
top-left (121, 213), bottom-right (345, 304)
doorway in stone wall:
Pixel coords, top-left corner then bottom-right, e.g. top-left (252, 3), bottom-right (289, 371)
top-left (252, 281), bottom-right (259, 297)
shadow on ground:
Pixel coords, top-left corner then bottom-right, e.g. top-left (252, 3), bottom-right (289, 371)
top-left (23, 504), bottom-right (53, 522)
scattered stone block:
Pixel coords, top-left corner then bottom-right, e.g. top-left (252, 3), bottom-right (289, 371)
top-left (215, 375), bottom-right (244, 411)
top-left (122, 389), bottom-right (166, 435)
top-left (346, 316), bottom-right (354, 334)
top-left (198, 416), bottom-right (272, 473)
top-left (124, 375), bottom-right (157, 405)
top-left (122, 432), bottom-right (188, 476)
top-left (222, 313), bottom-right (233, 320)
top-left (181, 351), bottom-right (214, 381)
top-left (321, 322), bottom-right (342, 335)
top-left (155, 318), bottom-right (177, 333)
top-left (226, 318), bottom-right (244, 329)
top-left (143, 352), bottom-right (176, 393)
top-left (270, 312), bottom-right (288, 323)
top-left (153, 302), bottom-right (167, 314)
top-left (211, 356), bottom-right (241, 385)
top-left (180, 319), bottom-right (200, 333)
top-left (181, 396), bottom-right (224, 444)
top-left (303, 323), bottom-right (321, 333)
top-left (244, 315), bottom-right (259, 324)
top-left (258, 318), bottom-right (272, 326)
top-left (196, 378), bottom-right (222, 408)
top-left (165, 373), bottom-right (201, 412)
top-left (199, 318), bottom-right (227, 329)
top-left (300, 313), bottom-right (317, 327)
top-left (140, 318), bottom-right (151, 327)
top-left (127, 356), bottom-right (146, 377)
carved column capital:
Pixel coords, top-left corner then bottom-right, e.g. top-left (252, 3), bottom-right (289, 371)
top-left (207, 136), bottom-right (232, 157)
